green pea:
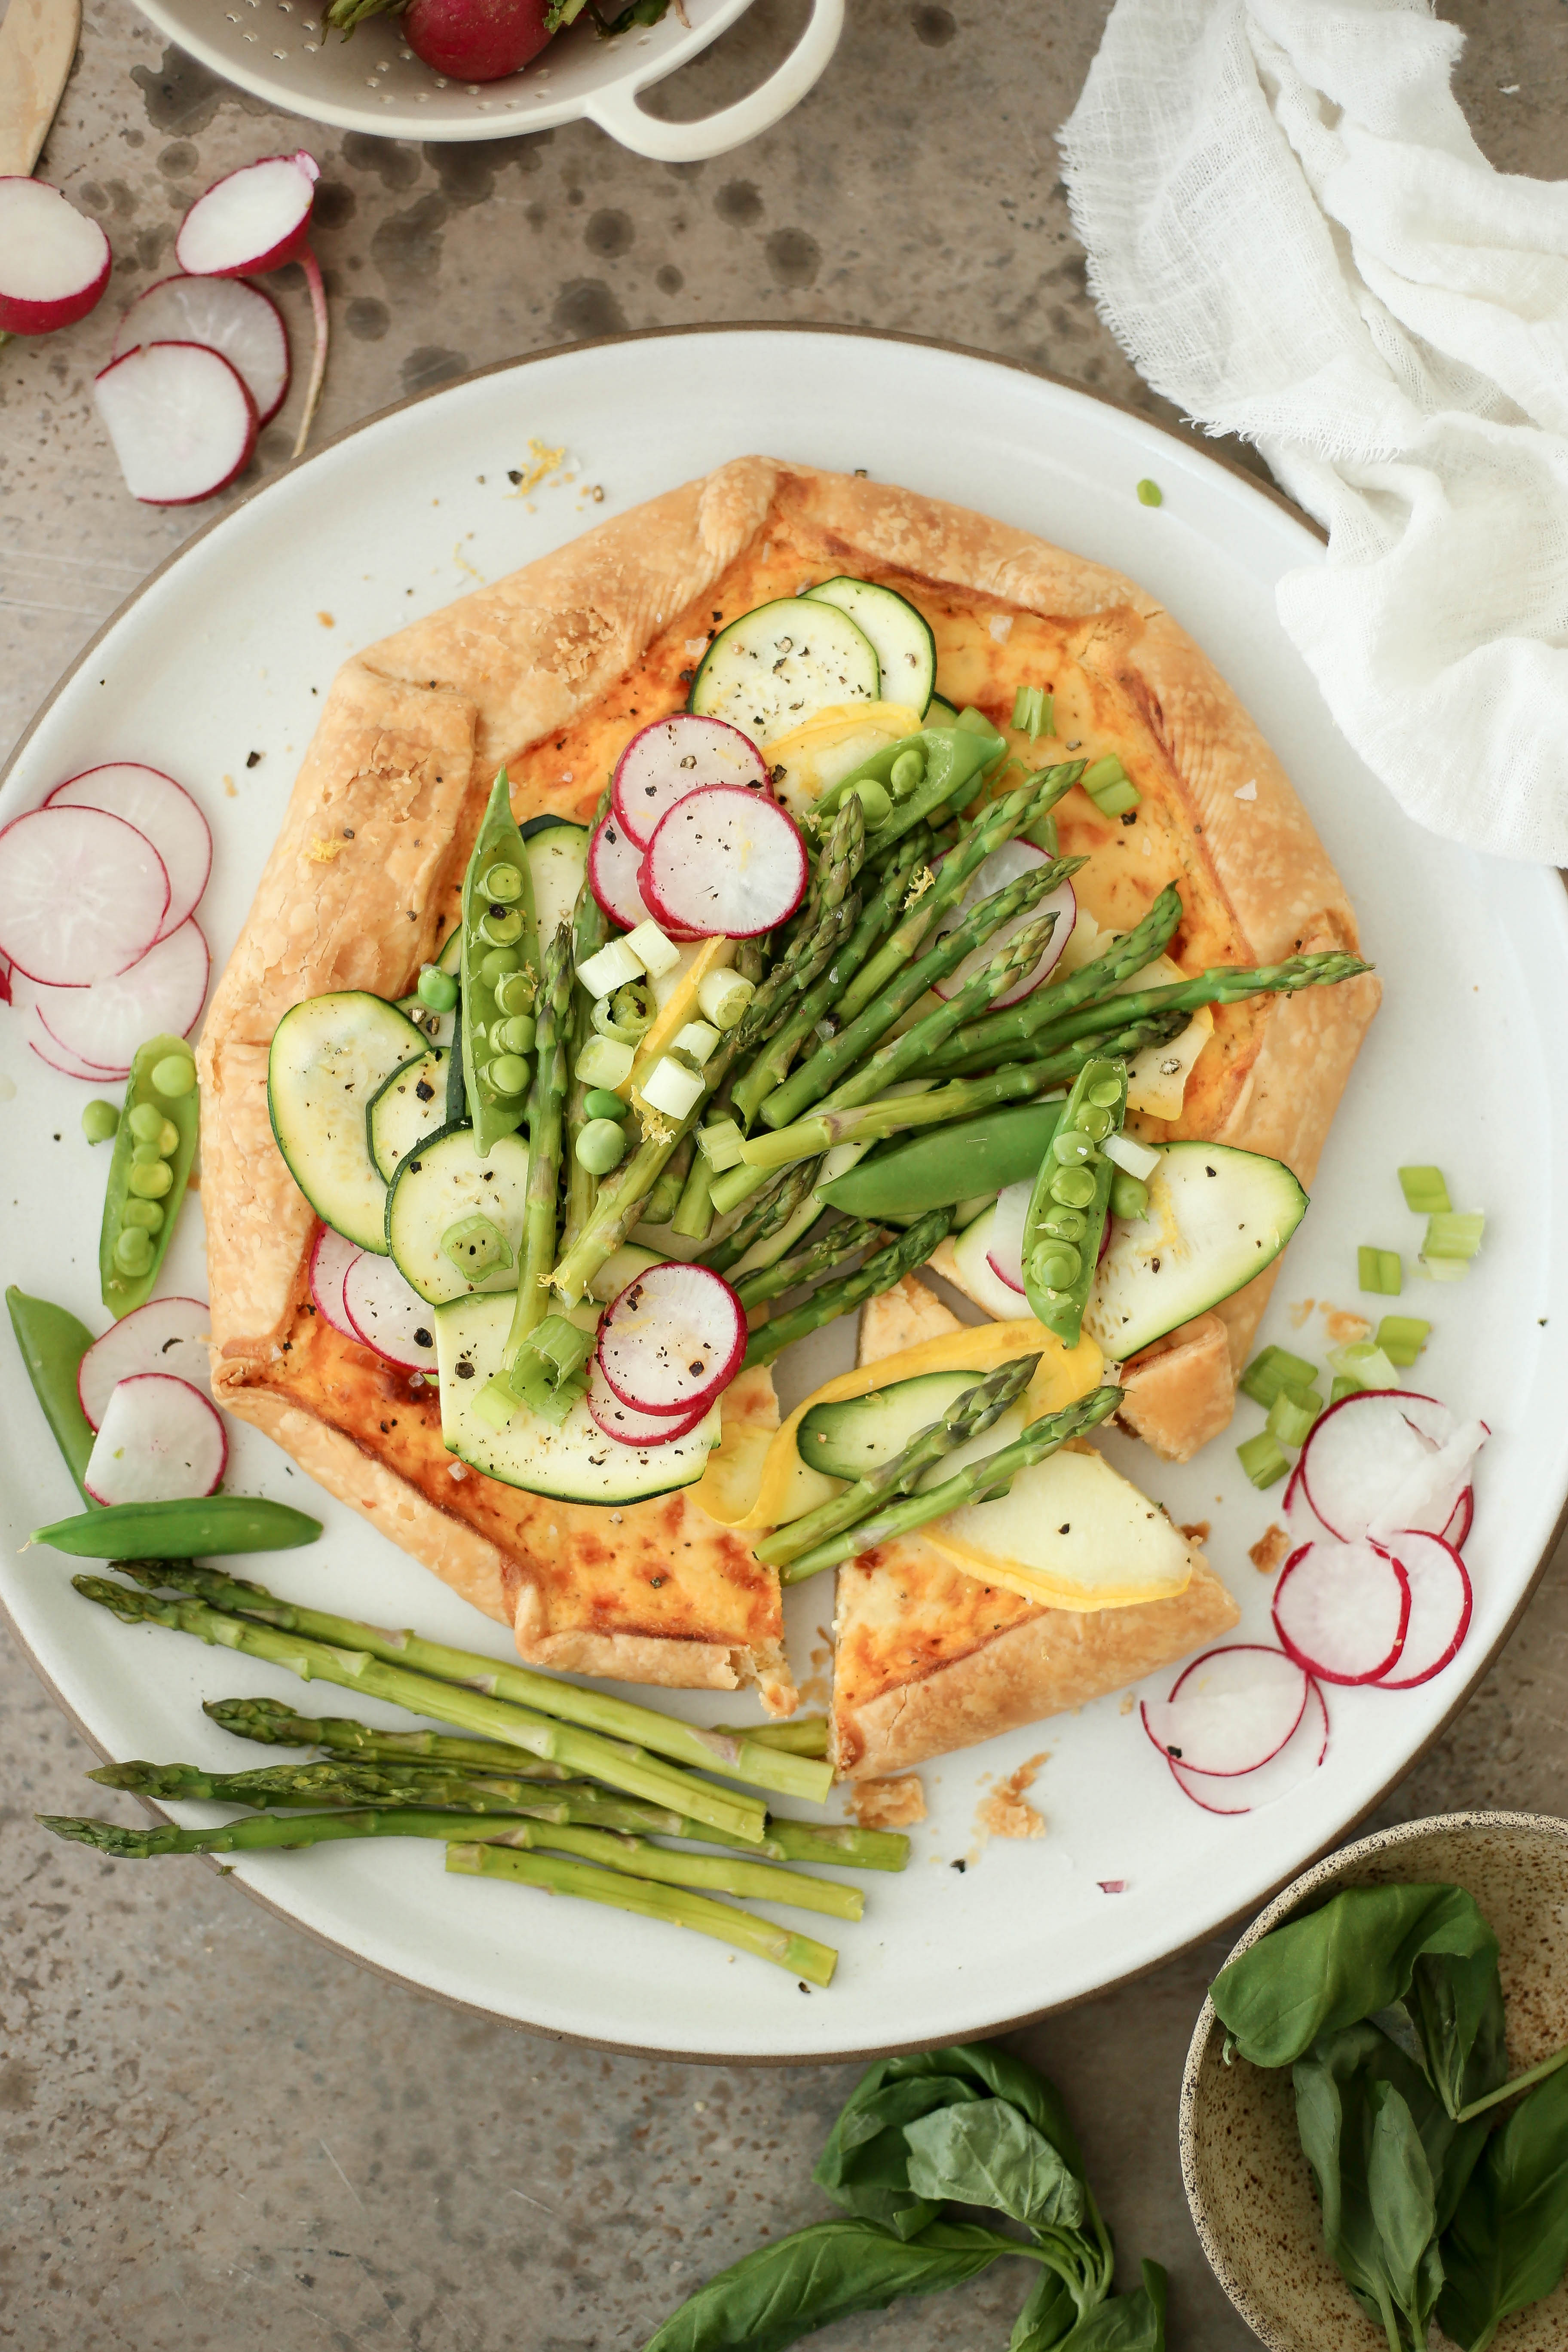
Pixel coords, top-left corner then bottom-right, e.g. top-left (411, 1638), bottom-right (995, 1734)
top-left (1051, 1130), bottom-right (1096, 1166)
top-left (850, 781), bottom-right (893, 828)
top-left (487, 1054), bottom-right (530, 1097)
top-left (417, 965), bottom-right (459, 1013)
top-left (481, 861), bottom-right (524, 903)
top-left (576, 1118), bottom-right (628, 1175)
top-left (582, 1089), bottom-right (630, 1122)
top-left (1086, 1076), bottom-right (1123, 1110)
top-left (114, 1227), bottom-right (154, 1275)
top-left (128, 1101), bottom-right (165, 1143)
top-left (889, 748), bottom-right (925, 797)
top-left (1030, 1240), bottom-right (1081, 1290)
top-left (1040, 1209), bottom-right (1087, 1243)
top-left (122, 1198), bottom-right (164, 1233)
top-left (1078, 1102), bottom-right (1114, 1142)
top-left (150, 1053), bottom-right (196, 1099)
top-left (132, 1140), bottom-right (164, 1166)
top-left (81, 1100), bottom-right (119, 1146)
top-left (128, 1160), bottom-right (174, 1200)
top-left (480, 948), bottom-right (521, 987)
top-left (1111, 1171), bottom-right (1150, 1222)
top-left (481, 908), bottom-right (524, 948)
top-left (493, 1014), bottom-right (536, 1057)
top-left (1050, 1166), bottom-right (1098, 1209)
top-left (494, 971), bottom-right (534, 1016)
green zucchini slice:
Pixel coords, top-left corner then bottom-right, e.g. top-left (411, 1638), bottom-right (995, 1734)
top-left (386, 1123), bottom-right (531, 1305)
top-left (688, 597), bottom-right (880, 741)
top-left (268, 992), bottom-right (424, 1253)
top-left (1083, 1142), bottom-right (1308, 1360)
top-left (804, 578), bottom-right (936, 715)
top-left (367, 1047), bottom-right (449, 1183)
top-left (796, 1369), bottom-right (981, 1482)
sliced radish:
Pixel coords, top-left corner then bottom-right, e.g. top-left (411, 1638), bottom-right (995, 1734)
top-left (1273, 1537), bottom-right (1410, 1685)
top-left (15, 982), bottom-right (128, 1078)
top-left (1375, 1531), bottom-right (1472, 1689)
top-left (931, 843), bottom-right (1075, 1006)
top-left (612, 717), bottom-right (769, 851)
top-left (586, 1358), bottom-right (710, 1447)
top-left (1443, 1487), bottom-right (1474, 1551)
top-left (1298, 1389), bottom-right (1469, 1544)
top-left (175, 153), bottom-right (326, 460)
top-left (78, 1297), bottom-right (213, 1430)
top-left (597, 1262), bottom-right (745, 1417)
top-left (84, 1372), bottom-right (226, 1505)
top-left (343, 1253), bottom-right (439, 1372)
top-left (0, 806), bottom-right (168, 986)
top-left (589, 814), bottom-right (655, 933)
top-left (640, 788), bottom-right (808, 940)
top-left (0, 178), bottom-right (111, 337)
top-left (95, 343), bottom-right (258, 508)
top-left (113, 275), bottom-right (290, 427)
top-left (47, 766), bottom-right (212, 938)
top-left (310, 1227), bottom-right (362, 1342)
top-left (1141, 1644), bottom-right (1309, 1776)
top-left (985, 1179), bottom-right (1032, 1293)
top-left (36, 919), bottom-right (209, 1068)
top-left (1369, 1417), bottom-right (1488, 1545)
top-left (1170, 1679), bottom-right (1329, 1814)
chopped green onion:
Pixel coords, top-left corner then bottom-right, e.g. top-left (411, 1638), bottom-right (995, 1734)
top-left (1327, 1340), bottom-right (1400, 1390)
top-left (1092, 779), bottom-right (1142, 818)
top-left (1267, 1386), bottom-right (1323, 1449)
top-left (473, 1375), bottom-right (520, 1431)
top-left (1136, 478), bottom-right (1163, 507)
top-left (640, 1055), bottom-right (706, 1121)
top-left (1357, 1245), bottom-right (1403, 1297)
top-left (578, 937), bottom-right (646, 999)
top-left (623, 919), bottom-right (680, 980)
top-left (1009, 685), bottom-right (1054, 741)
top-left (575, 1035), bottom-right (636, 1091)
top-left (1024, 811), bottom-right (1059, 857)
top-left (1422, 1210), bottom-right (1485, 1262)
top-left (1081, 757), bottom-right (1142, 818)
top-left (695, 1119), bottom-right (748, 1173)
top-left (530, 1315), bottom-right (591, 1382)
top-left (672, 1020), bottom-right (722, 1068)
top-left (1237, 1431), bottom-right (1290, 1489)
top-left (1329, 1375), bottom-right (1361, 1405)
top-left (1398, 1165), bottom-right (1452, 1216)
top-left (1238, 1344), bottom-right (1317, 1409)
top-left (695, 968), bottom-right (755, 1031)
top-left (1418, 1256), bottom-right (1470, 1283)
top-left (1376, 1314), bottom-right (1431, 1369)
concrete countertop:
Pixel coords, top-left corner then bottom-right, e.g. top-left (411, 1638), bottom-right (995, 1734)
top-left (3, 1), bottom-right (1565, 2343)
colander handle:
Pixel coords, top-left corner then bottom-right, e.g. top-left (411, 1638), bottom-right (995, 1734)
top-left (583, 0), bottom-right (842, 162)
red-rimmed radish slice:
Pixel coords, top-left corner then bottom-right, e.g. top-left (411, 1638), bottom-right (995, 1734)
top-left (175, 153), bottom-right (326, 459)
top-left (1141, 1643), bottom-right (1308, 1777)
top-left (309, 1228), bottom-right (362, 1342)
top-left (1443, 1487), bottom-right (1474, 1551)
top-left (47, 765), bottom-right (212, 937)
top-left (588, 813), bottom-right (655, 933)
top-left (18, 990), bottom-right (128, 1079)
top-left (586, 1358), bottom-right (710, 1447)
top-left (77, 1296), bottom-right (213, 1429)
top-left (95, 343), bottom-right (258, 508)
top-left (84, 1372), bottom-right (226, 1504)
top-left (597, 1262), bottom-right (744, 1417)
top-left (0, 806), bottom-right (168, 986)
top-left (343, 1253), bottom-right (438, 1372)
top-left (986, 1179), bottom-right (1031, 1293)
top-left (930, 843), bottom-right (1075, 1006)
top-left (1273, 1537), bottom-right (1409, 1685)
top-left (1299, 1388), bottom-right (1471, 1544)
top-left (640, 787), bottom-right (808, 940)
top-left (36, 919), bottom-right (209, 1068)
top-left (0, 178), bottom-right (111, 336)
top-left (113, 275), bottom-right (291, 427)
top-left (1375, 1531), bottom-right (1472, 1689)
top-left (1169, 1679), bottom-right (1329, 1813)
top-left (1369, 1417), bottom-right (1488, 1546)
top-left (612, 716), bottom-right (769, 851)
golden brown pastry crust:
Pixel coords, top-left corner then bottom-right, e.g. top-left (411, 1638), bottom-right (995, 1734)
top-left (201, 458), bottom-right (1366, 1682)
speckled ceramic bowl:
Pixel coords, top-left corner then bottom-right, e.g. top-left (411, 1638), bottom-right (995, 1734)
top-left (1180, 1813), bottom-right (1568, 2352)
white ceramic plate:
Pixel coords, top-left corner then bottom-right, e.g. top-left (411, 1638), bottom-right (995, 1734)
top-left (4, 328), bottom-right (1566, 2063)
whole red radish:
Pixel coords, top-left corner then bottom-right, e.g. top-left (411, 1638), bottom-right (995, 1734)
top-left (401, 0), bottom-right (554, 80)
top-left (175, 153), bottom-right (328, 459)
top-left (0, 178), bottom-right (111, 336)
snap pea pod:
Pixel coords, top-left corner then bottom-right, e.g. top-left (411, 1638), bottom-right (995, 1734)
top-left (849, 722), bottom-right (1007, 862)
top-left (6, 1286), bottom-right (96, 1502)
top-left (98, 1034), bottom-right (199, 1317)
top-left (776, 1383), bottom-right (1124, 1584)
top-left (460, 767), bottom-right (541, 1153)
top-left (31, 1497), bottom-right (322, 1557)
top-left (1022, 1057), bottom-right (1125, 1344)
top-left (561, 788), bottom-right (612, 1254)
top-left (921, 885), bottom-right (1183, 1077)
top-left (817, 1102), bottom-right (1068, 1220)
top-left (733, 1216), bottom-right (882, 1311)
top-left (741, 1210), bottom-right (952, 1370)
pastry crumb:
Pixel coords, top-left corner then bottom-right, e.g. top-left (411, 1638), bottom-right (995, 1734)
top-left (304, 836), bottom-right (345, 864)
top-left (1180, 1520), bottom-right (1211, 1544)
top-left (1287, 1297), bottom-right (1316, 1330)
top-left (316, 610), bottom-right (334, 627)
top-left (976, 1752), bottom-right (1047, 1841)
top-left (1249, 1523), bottom-right (1290, 1576)
top-left (1321, 1305), bottom-right (1372, 1346)
top-left (849, 1776), bottom-right (926, 1830)
top-left (1119, 1694), bottom-right (1136, 1715)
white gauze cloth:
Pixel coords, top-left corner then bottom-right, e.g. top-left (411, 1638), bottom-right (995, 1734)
top-left (1058, 0), bottom-right (1568, 866)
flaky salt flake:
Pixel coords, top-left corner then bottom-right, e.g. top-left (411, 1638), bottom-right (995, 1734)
top-left (1234, 779), bottom-right (1257, 801)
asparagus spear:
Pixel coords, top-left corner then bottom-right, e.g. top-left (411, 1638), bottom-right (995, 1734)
top-left (503, 920), bottom-right (574, 1369)
top-left (449, 1841), bottom-right (838, 1985)
top-left (111, 1562), bottom-right (833, 1807)
top-left (202, 1696), bottom-right (572, 1774)
top-left (742, 1210), bottom-right (953, 1370)
top-left (836, 767), bottom-right (1085, 1025)
top-left (919, 884), bottom-right (1183, 1076)
top-left (756, 1353), bottom-right (1043, 1570)
top-left (640, 1131), bottom-right (693, 1228)
top-left (93, 1756), bottom-right (586, 1815)
top-left (670, 1148), bottom-right (717, 1244)
top-left (561, 792), bottom-right (612, 1254)
top-left (73, 1577), bottom-right (769, 1842)
top-left (710, 1716), bottom-right (830, 1757)
top-left (696, 1159), bottom-right (822, 1275)
top-left (731, 1016), bottom-right (1187, 1178)
top-left (756, 856), bottom-right (1079, 1135)
top-left (733, 1217), bottom-right (882, 1312)
top-left (777, 1384), bottom-right (1125, 1583)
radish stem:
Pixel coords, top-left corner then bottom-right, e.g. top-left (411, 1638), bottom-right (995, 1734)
top-left (291, 247), bottom-right (329, 460)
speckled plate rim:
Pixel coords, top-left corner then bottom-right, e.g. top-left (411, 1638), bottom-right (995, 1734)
top-left (4, 325), bottom-right (1566, 2068)
top-left (1177, 1810), bottom-right (1568, 2349)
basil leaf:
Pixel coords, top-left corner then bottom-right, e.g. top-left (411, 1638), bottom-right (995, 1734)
top-left (1366, 2081), bottom-right (1442, 2343)
top-left (1010, 2266), bottom-right (1080, 2352)
top-left (1294, 2045), bottom-right (1390, 2325)
top-left (1212, 1884), bottom-right (1501, 2087)
top-left (1437, 2063), bottom-right (1568, 2352)
top-left (904, 2098), bottom-right (1086, 2231)
top-left (813, 2073), bottom-right (984, 2237)
top-left (1409, 1948), bottom-right (1509, 2119)
top-left (1054, 2261), bottom-right (1168, 2350)
top-left (642, 2216), bottom-right (1025, 2352)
